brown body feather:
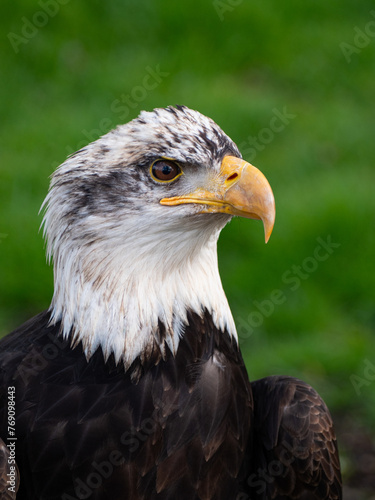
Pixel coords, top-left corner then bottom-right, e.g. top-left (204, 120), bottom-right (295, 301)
top-left (0, 310), bottom-right (341, 499)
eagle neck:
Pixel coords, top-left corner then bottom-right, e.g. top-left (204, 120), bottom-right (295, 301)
top-left (48, 215), bottom-right (237, 368)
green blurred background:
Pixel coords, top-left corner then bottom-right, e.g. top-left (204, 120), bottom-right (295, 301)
top-left (1, 0), bottom-right (375, 495)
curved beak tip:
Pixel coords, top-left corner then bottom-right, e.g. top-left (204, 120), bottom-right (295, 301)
top-left (264, 218), bottom-right (274, 243)
top-left (262, 197), bottom-right (275, 244)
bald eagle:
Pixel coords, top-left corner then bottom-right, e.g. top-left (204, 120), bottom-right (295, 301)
top-left (0, 106), bottom-right (341, 499)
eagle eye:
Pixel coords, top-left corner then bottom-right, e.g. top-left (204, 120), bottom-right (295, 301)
top-left (151, 160), bottom-right (182, 183)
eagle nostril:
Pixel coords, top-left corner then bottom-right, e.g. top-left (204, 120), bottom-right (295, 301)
top-left (226, 173), bottom-right (238, 183)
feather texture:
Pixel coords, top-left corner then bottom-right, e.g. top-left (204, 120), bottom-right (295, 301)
top-left (0, 312), bottom-right (342, 499)
top-left (0, 310), bottom-right (251, 499)
top-left (246, 376), bottom-right (342, 499)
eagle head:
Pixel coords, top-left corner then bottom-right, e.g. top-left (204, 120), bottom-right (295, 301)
top-left (42, 105), bottom-right (275, 367)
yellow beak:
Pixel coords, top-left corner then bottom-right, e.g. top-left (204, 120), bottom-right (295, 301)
top-left (160, 155), bottom-right (275, 243)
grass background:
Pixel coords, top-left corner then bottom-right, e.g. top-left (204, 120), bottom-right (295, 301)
top-left (1, 0), bottom-right (375, 494)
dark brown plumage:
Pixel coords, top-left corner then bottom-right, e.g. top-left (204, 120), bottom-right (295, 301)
top-left (0, 310), bottom-right (341, 499)
top-left (1, 310), bottom-right (251, 499)
top-left (249, 376), bottom-right (342, 499)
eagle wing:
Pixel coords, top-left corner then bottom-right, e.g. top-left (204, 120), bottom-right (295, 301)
top-left (246, 375), bottom-right (342, 499)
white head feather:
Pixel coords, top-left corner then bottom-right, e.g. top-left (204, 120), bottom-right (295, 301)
top-left (42, 106), bottom-right (241, 367)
